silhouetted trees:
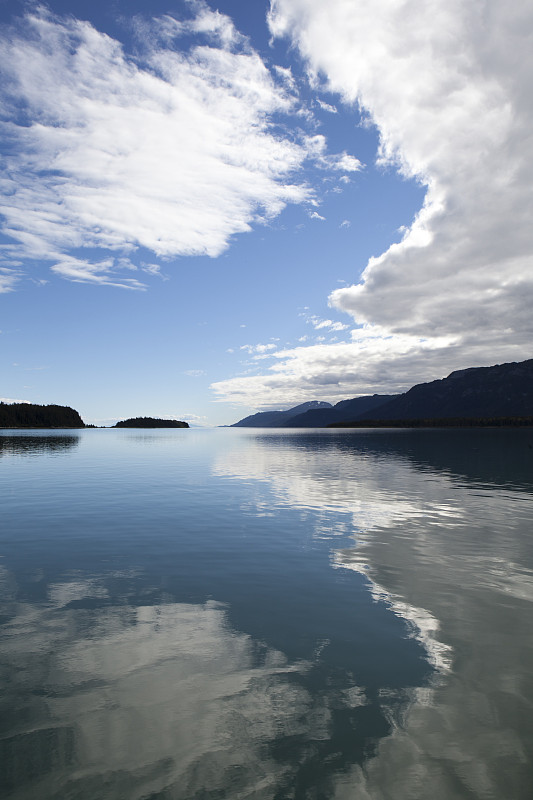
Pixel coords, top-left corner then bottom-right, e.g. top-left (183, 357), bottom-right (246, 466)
top-left (0, 403), bottom-right (85, 428)
top-left (114, 417), bottom-right (189, 428)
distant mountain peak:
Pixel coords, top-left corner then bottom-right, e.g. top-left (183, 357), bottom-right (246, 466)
top-left (230, 400), bottom-right (332, 428)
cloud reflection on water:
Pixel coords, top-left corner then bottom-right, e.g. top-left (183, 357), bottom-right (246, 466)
top-left (0, 582), bottom-right (326, 798)
top-left (215, 429), bottom-right (533, 799)
top-left (1, 428), bottom-right (532, 798)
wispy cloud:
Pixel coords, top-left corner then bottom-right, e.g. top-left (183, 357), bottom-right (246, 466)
top-left (0, 3), bottom-right (358, 289)
top-left (240, 343), bottom-right (277, 354)
top-left (0, 268), bottom-right (22, 293)
top-left (308, 316), bottom-right (349, 332)
top-left (51, 258), bottom-right (147, 289)
top-left (316, 98), bottom-right (337, 114)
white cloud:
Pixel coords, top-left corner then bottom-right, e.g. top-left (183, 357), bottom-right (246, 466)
top-left (184, 369), bottom-right (207, 376)
top-left (212, 0), bottom-right (533, 408)
top-left (212, 313), bottom-right (532, 409)
top-left (272, 64), bottom-right (296, 91)
top-left (309, 210), bottom-right (325, 221)
top-left (51, 257), bottom-right (147, 290)
top-left (304, 134), bottom-right (362, 173)
top-left (268, 0), bottom-right (533, 354)
top-left (316, 98), bottom-right (337, 114)
top-left (142, 263), bottom-right (169, 279)
top-left (308, 316), bottom-right (349, 331)
top-left (0, 268), bottom-right (22, 293)
top-left (240, 342), bottom-right (277, 354)
top-left (0, 397), bottom-right (31, 404)
top-left (0, 4), bottom-right (353, 288)
top-left (176, 413), bottom-right (209, 425)
top-left (211, 326), bottom-right (468, 408)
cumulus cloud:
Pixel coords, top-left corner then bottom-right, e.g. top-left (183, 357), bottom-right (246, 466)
top-left (212, 327), bottom-right (462, 408)
top-left (0, 3), bottom-right (356, 288)
top-left (268, 0), bottom-right (533, 345)
top-left (211, 0), bottom-right (533, 408)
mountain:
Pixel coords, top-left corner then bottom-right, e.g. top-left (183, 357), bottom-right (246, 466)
top-left (0, 402), bottom-right (85, 428)
top-left (114, 417), bottom-right (189, 428)
top-left (230, 359), bottom-right (533, 430)
top-left (283, 395), bottom-right (399, 427)
top-left (230, 401), bottom-right (332, 428)
top-left (345, 359), bottom-right (533, 423)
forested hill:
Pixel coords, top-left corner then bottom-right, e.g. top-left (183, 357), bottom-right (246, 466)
top-left (353, 359), bottom-right (533, 422)
top-left (0, 402), bottom-right (85, 428)
top-left (114, 417), bottom-right (189, 428)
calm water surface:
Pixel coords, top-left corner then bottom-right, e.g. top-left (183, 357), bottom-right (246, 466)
top-left (1, 428), bottom-right (532, 799)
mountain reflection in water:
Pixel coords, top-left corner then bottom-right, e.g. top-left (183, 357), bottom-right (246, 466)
top-left (0, 428), bottom-right (532, 799)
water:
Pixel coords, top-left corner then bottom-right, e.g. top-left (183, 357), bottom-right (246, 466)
top-left (1, 427), bottom-right (532, 799)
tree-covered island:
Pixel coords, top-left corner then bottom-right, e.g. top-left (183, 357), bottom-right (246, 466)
top-left (113, 417), bottom-right (189, 428)
top-left (0, 402), bottom-right (85, 428)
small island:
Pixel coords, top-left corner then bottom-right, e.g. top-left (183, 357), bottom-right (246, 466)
top-left (113, 417), bottom-right (189, 428)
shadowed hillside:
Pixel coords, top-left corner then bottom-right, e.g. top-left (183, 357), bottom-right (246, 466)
top-left (230, 401), bottom-right (332, 428)
top-left (352, 360), bottom-right (533, 422)
top-left (283, 395), bottom-right (399, 427)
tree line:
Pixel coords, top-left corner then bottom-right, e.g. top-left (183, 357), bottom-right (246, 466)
top-left (0, 403), bottom-right (85, 428)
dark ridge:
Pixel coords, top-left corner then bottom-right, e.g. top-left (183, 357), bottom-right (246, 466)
top-left (329, 417), bottom-right (533, 428)
top-left (113, 417), bottom-right (189, 428)
top-left (284, 395), bottom-right (399, 427)
top-left (352, 359), bottom-right (533, 422)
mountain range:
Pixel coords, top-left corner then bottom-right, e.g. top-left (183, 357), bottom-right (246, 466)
top-left (230, 359), bottom-right (533, 427)
top-left (230, 401), bottom-right (333, 427)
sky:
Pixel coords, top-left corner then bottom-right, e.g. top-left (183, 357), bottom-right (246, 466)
top-left (0, 0), bottom-right (531, 426)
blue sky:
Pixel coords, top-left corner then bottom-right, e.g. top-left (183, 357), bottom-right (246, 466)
top-left (1, 0), bottom-right (532, 425)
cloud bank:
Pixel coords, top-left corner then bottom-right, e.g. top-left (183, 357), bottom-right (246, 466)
top-left (0, 2), bottom-right (352, 289)
top-left (213, 0), bottom-right (533, 408)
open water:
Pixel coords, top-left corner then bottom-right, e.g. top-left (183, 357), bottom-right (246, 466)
top-left (1, 427), bottom-right (532, 799)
